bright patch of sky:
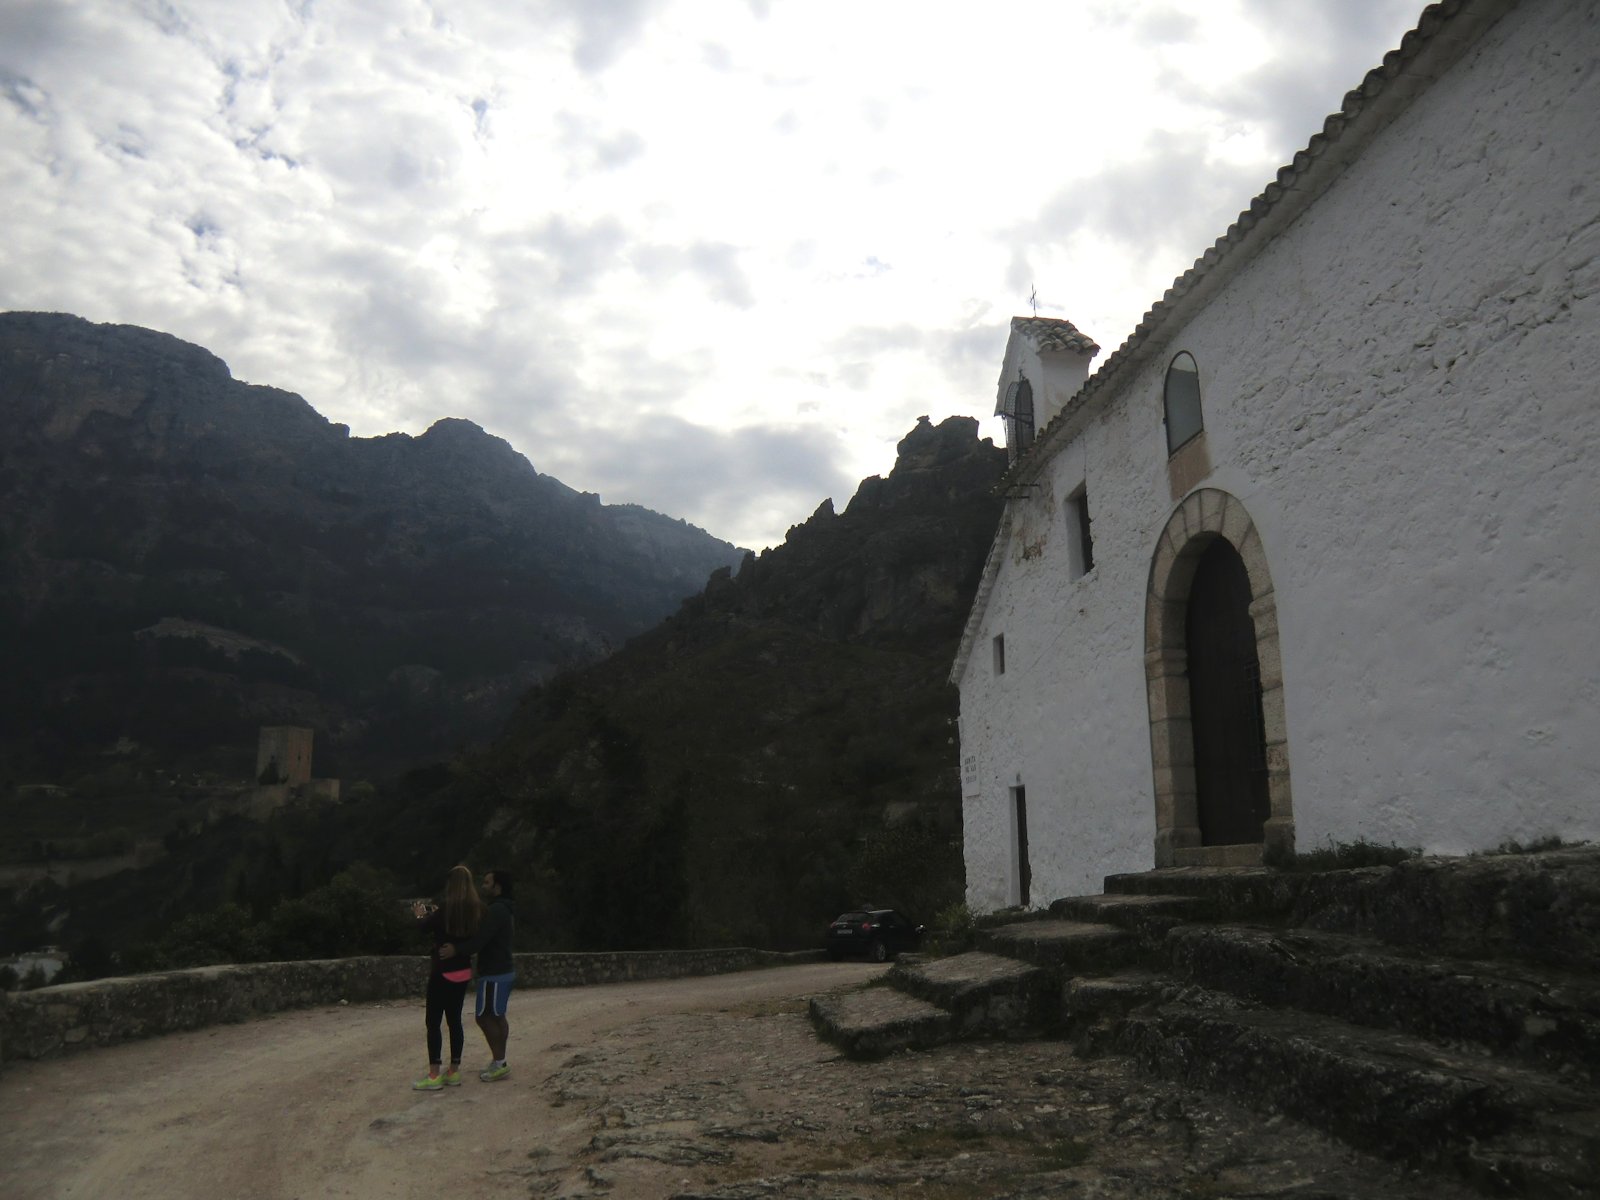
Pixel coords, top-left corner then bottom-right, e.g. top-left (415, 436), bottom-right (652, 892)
top-left (0, 0), bottom-right (1422, 549)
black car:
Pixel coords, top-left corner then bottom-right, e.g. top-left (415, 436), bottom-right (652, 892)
top-left (825, 908), bottom-right (922, 962)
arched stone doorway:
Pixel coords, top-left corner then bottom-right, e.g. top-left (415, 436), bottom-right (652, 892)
top-left (1144, 489), bottom-right (1294, 867)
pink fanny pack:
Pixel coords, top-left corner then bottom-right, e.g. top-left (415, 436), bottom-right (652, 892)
top-left (441, 968), bottom-right (472, 983)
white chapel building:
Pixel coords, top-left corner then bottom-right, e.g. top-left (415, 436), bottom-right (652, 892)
top-left (952, 0), bottom-right (1600, 912)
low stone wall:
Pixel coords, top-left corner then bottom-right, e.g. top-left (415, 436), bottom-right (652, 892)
top-left (515, 947), bottom-right (816, 989)
top-left (0, 946), bottom-right (821, 1066)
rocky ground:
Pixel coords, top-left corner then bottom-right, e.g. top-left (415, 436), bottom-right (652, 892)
top-left (515, 981), bottom-right (1474, 1199)
top-left (0, 962), bottom-right (1477, 1199)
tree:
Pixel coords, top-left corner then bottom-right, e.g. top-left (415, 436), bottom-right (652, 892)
top-left (157, 902), bottom-right (267, 968)
top-left (261, 864), bottom-right (409, 960)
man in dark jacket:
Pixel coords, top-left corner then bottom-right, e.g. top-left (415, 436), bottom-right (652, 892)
top-left (441, 868), bottom-right (516, 1081)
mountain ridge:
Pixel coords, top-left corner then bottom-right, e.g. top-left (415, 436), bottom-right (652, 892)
top-left (0, 310), bottom-right (745, 780)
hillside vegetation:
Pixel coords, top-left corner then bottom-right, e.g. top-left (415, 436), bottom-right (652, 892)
top-left (461, 414), bottom-right (1006, 949)
top-left (0, 310), bottom-right (1004, 964)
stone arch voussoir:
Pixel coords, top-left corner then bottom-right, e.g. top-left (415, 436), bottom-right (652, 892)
top-left (1144, 489), bottom-right (1294, 867)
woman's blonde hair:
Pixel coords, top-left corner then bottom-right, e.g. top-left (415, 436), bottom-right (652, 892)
top-left (442, 864), bottom-right (486, 939)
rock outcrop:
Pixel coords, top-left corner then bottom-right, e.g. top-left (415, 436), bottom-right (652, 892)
top-left (471, 414), bottom-right (1008, 952)
top-left (705, 415), bottom-right (1005, 651)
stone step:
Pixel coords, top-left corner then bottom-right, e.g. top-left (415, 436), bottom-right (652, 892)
top-left (807, 986), bottom-right (954, 1061)
top-left (1112, 991), bottom-right (1600, 1199)
top-left (1105, 846), bottom-right (1600, 970)
top-left (975, 919), bottom-right (1137, 972)
top-left (887, 951), bottom-right (1053, 1035)
top-left (1060, 970), bottom-right (1175, 1057)
top-left (1064, 970), bottom-right (1173, 1019)
top-left (1288, 847), bottom-right (1600, 970)
top-left (1047, 892), bottom-right (1201, 944)
top-left (1103, 864), bottom-right (1309, 919)
top-left (1162, 923), bottom-right (1600, 1083)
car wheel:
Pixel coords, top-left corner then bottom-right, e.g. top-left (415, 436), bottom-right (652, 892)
top-left (870, 939), bottom-right (890, 963)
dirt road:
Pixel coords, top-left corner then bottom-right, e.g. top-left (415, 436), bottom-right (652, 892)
top-left (0, 962), bottom-right (1470, 1199)
top-left (0, 962), bottom-right (876, 1200)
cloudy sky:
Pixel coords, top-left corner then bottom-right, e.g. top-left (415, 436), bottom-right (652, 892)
top-left (1, 0), bottom-right (1424, 549)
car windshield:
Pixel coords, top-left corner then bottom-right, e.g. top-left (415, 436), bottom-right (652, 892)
top-left (835, 912), bottom-right (869, 924)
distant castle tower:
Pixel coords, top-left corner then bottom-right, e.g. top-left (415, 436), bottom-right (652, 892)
top-left (256, 726), bottom-right (313, 786)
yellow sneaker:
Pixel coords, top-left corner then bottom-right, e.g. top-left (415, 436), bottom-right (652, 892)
top-left (441, 1068), bottom-right (462, 1087)
top-left (411, 1074), bottom-right (445, 1091)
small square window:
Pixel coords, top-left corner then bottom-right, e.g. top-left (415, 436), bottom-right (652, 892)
top-left (992, 634), bottom-right (1006, 675)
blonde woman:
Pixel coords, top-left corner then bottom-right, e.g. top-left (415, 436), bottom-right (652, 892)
top-left (409, 865), bottom-right (485, 1090)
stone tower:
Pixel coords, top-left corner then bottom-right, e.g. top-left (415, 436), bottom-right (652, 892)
top-left (256, 726), bottom-right (313, 786)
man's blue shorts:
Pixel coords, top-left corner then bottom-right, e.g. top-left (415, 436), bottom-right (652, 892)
top-left (476, 971), bottom-right (514, 1018)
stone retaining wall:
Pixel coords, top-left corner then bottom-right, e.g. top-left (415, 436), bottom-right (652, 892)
top-left (0, 947), bottom-right (821, 1066)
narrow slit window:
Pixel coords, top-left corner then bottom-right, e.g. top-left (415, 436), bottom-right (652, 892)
top-left (1011, 784), bottom-right (1031, 907)
top-left (1164, 351), bottom-right (1204, 454)
top-left (992, 634), bottom-right (1007, 675)
top-left (1067, 486), bottom-right (1094, 578)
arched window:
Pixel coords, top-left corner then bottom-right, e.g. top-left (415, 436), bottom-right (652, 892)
top-left (999, 374), bottom-right (1035, 463)
top-left (1164, 351), bottom-right (1204, 455)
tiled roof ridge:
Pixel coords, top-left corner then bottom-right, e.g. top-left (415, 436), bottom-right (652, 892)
top-left (1011, 315), bottom-right (1101, 355)
top-left (998, 0), bottom-right (1487, 486)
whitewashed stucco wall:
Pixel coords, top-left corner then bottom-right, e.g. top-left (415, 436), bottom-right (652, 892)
top-left (958, 0), bottom-right (1600, 912)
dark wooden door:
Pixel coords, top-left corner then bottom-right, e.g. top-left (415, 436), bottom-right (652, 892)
top-left (1186, 538), bottom-right (1270, 845)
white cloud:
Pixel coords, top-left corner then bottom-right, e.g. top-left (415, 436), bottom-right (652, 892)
top-left (1, 0), bottom-right (1425, 548)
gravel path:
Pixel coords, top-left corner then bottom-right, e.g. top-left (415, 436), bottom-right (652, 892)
top-left (0, 962), bottom-right (1472, 1199)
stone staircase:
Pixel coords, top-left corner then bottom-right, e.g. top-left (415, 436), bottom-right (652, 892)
top-left (808, 846), bottom-right (1600, 1198)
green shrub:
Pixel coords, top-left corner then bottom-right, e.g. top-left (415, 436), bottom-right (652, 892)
top-left (156, 902), bottom-right (267, 968)
top-left (1480, 835), bottom-right (1584, 856)
top-left (135, 862), bottom-right (411, 970)
top-left (923, 899), bottom-right (979, 956)
top-left (1265, 838), bottom-right (1418, 872)
top-left (933, 900), bottom-right (977, 937)
top-left (261, 864), bottom-right (410, 960)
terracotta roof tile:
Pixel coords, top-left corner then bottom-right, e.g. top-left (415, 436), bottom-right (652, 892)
top-left (1010, 315), bottom-right (1100, 356)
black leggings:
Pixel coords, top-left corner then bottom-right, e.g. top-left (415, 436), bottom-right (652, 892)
top-left (425, 973), bottom-right (470, 1065)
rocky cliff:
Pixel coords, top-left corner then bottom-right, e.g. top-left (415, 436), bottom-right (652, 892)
top-left (0, 312), bottom-right (744, 780)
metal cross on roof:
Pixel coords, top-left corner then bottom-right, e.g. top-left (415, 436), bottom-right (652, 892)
top-left (1029, 284), bottom-right (1039, 316)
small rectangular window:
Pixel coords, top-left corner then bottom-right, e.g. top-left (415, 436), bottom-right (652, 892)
top-left (1067, 486), bottom-right (1094, 578)
top-left (992, 634), bottom-right (1006, 675)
